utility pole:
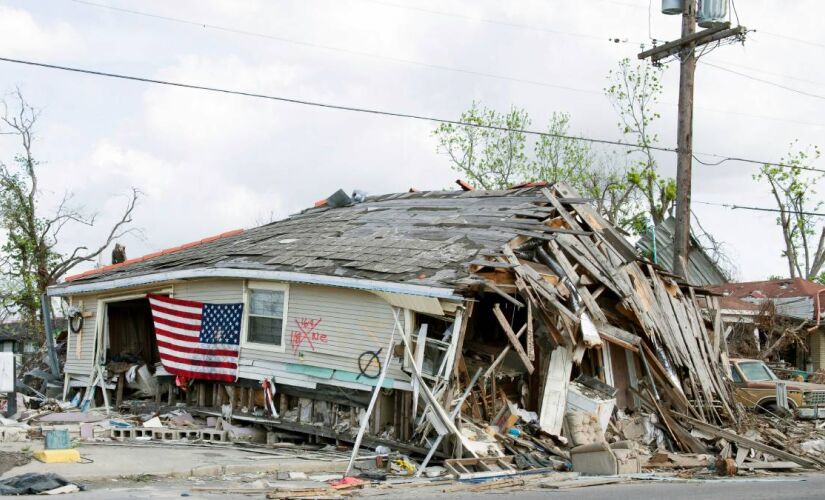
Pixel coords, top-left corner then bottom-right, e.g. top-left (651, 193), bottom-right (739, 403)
top-left (638, 2), bottom-right (745, 280)
top-left (673, 1), bottom-right (697, 280)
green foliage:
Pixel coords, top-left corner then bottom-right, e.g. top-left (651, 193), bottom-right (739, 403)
top-left (433, 102), bottom-right (531, 190)
top-left (433, 103), bottom-right (642, 233)
top-left (755, 141), bottom-right (825, 281)
top-left (605, 58), bottom-right (675, 227)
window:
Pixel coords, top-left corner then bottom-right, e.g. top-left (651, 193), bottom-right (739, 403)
top-left (243, 282), bottom-right (288, 350)
top-left (730, 367), bottom-right (742, 383)
top-left (737, 361), bottom-right (777, 382)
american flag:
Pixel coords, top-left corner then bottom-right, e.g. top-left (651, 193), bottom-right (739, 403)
top-left (148, 294), bottom-right (243, 382)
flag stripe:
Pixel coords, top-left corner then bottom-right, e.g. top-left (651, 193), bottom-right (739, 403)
top-left (160, 351), bottom-right (238, 369)
top-left (148, 294), bottom-right (242, 383)
top-left (155, 325), bottom-right (200, 341)
top-left (149, 301), bottom-right (202, 320)
top-left (161, 359), bottom-right (237, 376)
top-left (150, 307), bottom-right (202, 325)
top-left (157, 339), bottom-right (239, 358)
top-left (153, 314), bottom-right (201, 332)
top-left (148, 295), bottom-right (204, 311)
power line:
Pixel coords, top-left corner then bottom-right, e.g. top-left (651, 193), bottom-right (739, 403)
top-left (704, 59), bottom-right (825, 89)
top-left (694, 200), bottom-right (825, 218)
top-left (62, 0), bottom-right (611, 96)
top-left (64, 0), bottom-right (825, 129)
top-left (352, 0), bottom-right (635, 43)
top-left (759, 30), bottom-right (825, 51)
top-left (3, 54), bottom-right (824, 176)
top-left (700, 61), bottom-right (825, 101)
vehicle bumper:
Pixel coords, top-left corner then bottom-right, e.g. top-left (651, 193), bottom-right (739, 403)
top-left (797, 407), bottom-right (825, 419)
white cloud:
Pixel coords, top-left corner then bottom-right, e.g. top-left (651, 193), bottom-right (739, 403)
top-left (5, 0), bottom-right (824, 281)
top-left (0, 5), bottom-right (83, 59)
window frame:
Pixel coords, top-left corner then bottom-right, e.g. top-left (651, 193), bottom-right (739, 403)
top-left (241, 280), bottom-right (289, 352)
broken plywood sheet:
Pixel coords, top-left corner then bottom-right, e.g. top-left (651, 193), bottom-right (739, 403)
top-left (539, 345), bottom-right (574, 436)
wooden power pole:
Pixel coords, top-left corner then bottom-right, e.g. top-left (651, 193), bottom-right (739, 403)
top-left (673, 1), bottom-right (697, 281)
top-left (638, 2), bottom-right (745, 280)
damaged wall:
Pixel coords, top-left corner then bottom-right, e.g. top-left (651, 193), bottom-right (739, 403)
top-left (64, 278), bottom-right (413, 392)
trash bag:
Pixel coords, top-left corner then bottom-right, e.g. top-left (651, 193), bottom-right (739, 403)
top-left (0, 472), bottom-right (80, 495)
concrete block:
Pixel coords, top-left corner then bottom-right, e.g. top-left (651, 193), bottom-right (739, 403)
top-left (110, 428), bottom-right (134, 441)
top-left (133, 428), bottom-right (154, 439)
top-left (200, 429), bottom-right (228, 443)
top-left (152, 428), bottom-right (179, 441)
top-left (180, 430), bottom-right (201, 440)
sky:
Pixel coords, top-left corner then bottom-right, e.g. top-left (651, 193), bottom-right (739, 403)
top-left (0, 0), bottom-right (823, 282)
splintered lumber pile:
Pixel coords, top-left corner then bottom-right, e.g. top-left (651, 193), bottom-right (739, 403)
top-left (464, 182), bottom-right (738, 446)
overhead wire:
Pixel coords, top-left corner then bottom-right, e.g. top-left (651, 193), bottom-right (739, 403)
top-left (694, 200), bottom-right (825, 218)
top-left (62, 0), bottom-right (619, 96)
top-left (702, 59), bottom-right (825, 88)
top-left (2, 55), bottom-right (824, 176)
top-left (758, 30), bottom-right (825, 51)
top-left (63, 0), bottom-right (825, 129)
top-left (348, 0), bottom-right (634, 43)
top-left (700, 61), bottom-right (825, 101)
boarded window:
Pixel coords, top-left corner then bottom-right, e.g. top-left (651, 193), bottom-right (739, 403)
top-left (247, 289), bottom-right (285, 346)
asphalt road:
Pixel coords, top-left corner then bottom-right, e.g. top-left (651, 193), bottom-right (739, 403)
top-left (405, 474), bottom-right (825, 500)
top-left (9, 473), bottom-right (825, 499)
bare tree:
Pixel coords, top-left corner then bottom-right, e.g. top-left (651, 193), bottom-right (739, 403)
top-left (0, 90), bottom-right (139, 338)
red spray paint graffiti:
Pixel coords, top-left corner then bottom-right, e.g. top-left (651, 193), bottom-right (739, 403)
top-left (290, 317), bottom-right (328, 354)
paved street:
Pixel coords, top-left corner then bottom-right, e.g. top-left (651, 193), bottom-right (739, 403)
top-left (4, 473), bottom-right (819, 499)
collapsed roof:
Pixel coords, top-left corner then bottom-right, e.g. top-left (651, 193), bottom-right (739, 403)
top-left (52, 186), bottom-right (631, 293)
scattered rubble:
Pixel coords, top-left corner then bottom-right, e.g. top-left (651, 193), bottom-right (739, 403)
top-left (3, 183), bottom-right (825, 494)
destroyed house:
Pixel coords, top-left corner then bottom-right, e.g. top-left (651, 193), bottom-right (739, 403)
top-left (708, 278), bottom-right (825, 372)
top-left (47, 183), bottom-right (736, 458)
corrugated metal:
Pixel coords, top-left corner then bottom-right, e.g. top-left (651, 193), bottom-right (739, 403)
top-left (742, 296), bottom-right (814, 321)
top-left (636, 216), bottom-right (728, 286)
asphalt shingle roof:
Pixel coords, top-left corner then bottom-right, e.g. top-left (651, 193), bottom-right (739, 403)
top-left (53, 187), bottom-right (574, 291)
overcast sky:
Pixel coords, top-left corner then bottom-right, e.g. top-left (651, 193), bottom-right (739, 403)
top-left (1, 0), bottom-right (823, 282)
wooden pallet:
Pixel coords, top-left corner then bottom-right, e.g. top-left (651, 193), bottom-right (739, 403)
top-left (444, 456), bottom-right (517, 480)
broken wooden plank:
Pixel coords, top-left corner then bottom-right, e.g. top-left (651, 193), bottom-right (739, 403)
top-left (484, 280), bottom-right (525, 308)
top-left (538, 345), bottom-right (573, 436)
top-left (492, 304), bottom-right (534, 374)
top-left (526, 300), bottom-right (535, 362)
top-left (677, 414), bottom-right (818, 468)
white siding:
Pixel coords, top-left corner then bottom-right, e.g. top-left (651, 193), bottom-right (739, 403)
top-left (173, 279), bottom-right (242, 304)
top-left (173, 279), bottom-right (409, 384)
top-left (64, 279), bottom-right (409, 388)
top-left (64, 296), bottom-right (98, 379)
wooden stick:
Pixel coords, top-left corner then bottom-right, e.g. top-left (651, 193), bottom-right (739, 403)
top-left (493, 304), bottom-right (534, 374)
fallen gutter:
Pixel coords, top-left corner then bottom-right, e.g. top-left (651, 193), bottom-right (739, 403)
top-left (46, 267), bottom-right (463, 301)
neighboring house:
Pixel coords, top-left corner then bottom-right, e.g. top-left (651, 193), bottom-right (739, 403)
top-left (707, 278), bottom-right (825, 371)
top-left (636, 216), bottom-right (728, 286)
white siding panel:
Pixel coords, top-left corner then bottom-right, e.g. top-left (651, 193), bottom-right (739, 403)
top-left (65, 296), bottom-right (98, 377)
top-left (173, 279), bottom-right (243, 303)
top-left (65, 279), bottom-right (410, 386)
